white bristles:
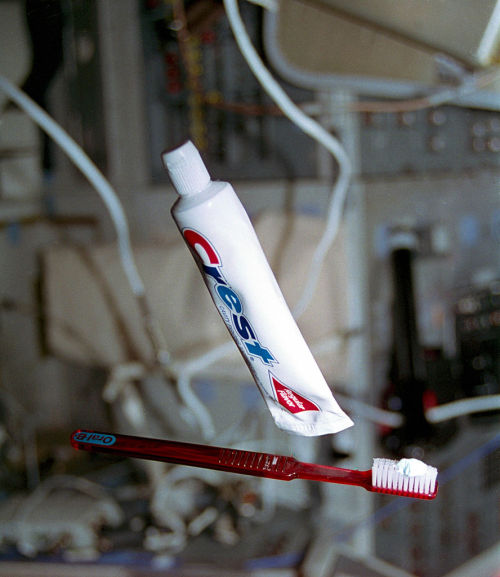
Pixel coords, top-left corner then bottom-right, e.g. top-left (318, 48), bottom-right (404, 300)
top-left (372, 458), bottom-right (438, 498)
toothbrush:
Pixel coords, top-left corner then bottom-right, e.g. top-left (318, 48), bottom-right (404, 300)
top-left (71, 430), bottom-right (438, 500)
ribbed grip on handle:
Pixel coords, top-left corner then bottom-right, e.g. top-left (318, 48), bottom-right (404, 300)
top-left (218, 448), bottom-right (297, 480)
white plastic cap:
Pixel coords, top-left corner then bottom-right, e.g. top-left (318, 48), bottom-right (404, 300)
top-left (161, 141), bottom-right (211, 197)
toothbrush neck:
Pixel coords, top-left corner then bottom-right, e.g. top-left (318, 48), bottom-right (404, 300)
top-left (295, 461), bottom-right (370, 487)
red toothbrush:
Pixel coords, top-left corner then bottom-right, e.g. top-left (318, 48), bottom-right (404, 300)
top-left (71, 429), bottom-right (438, 500)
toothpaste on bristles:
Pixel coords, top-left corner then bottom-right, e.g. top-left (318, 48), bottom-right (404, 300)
top-left (162, 141), bottom-right (353, 437)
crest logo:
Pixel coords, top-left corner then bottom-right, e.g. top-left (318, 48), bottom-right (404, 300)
top-left (183, 228), bottom-right (276, 366)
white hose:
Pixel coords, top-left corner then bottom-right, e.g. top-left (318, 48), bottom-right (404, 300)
top-left (223, 0), bottom-right (352, 320)
top-left (0, 75), bottom-right (206, 428)
top-left (335, 393), bottom-right (404, 428)
top-left (426, 395), bottom-right (500, 424)
top-left (0, 74), bottom-right (145, 298)
top-left (334, 393), bottom-right (500, 428)
top-left (263, 8), bottom-right (500, 112)
top-left (176, 370), bottom-right (216, 440)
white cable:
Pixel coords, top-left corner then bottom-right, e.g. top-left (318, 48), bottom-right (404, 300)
top-left (0, 74), bottom-right (145, 298)
top-left (0, 75), bottom-right (221, 435)
top-left (171, 342), bottom-right (234, 439)
top-left (426, 395), bottom-right (500, 424)
top-left (416, 68), bottom-right (500, 110)
top-left (177, 341), bottom-right (235, 375)
top-left (223, 0), bottom-right (352, 320)
top-left (333, 393), bottom-right (500, 428)
top-left (335, 392), bottom-right (404, 428)
top-left (176, 370), bottom-right (216, 440)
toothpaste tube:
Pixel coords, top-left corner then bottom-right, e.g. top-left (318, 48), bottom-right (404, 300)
top-left (162, 141), bottom-right (353, 436)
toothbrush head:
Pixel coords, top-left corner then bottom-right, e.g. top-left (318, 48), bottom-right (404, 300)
top-left (371, 458), bottom-right (438, 500)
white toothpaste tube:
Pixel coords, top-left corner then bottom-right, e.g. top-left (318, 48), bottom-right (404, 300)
top-left (162, 141), bottom-right (353, 436)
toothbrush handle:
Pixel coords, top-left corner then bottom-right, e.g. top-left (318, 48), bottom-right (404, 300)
top-left (71, 430), bottom-right (298, 481)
